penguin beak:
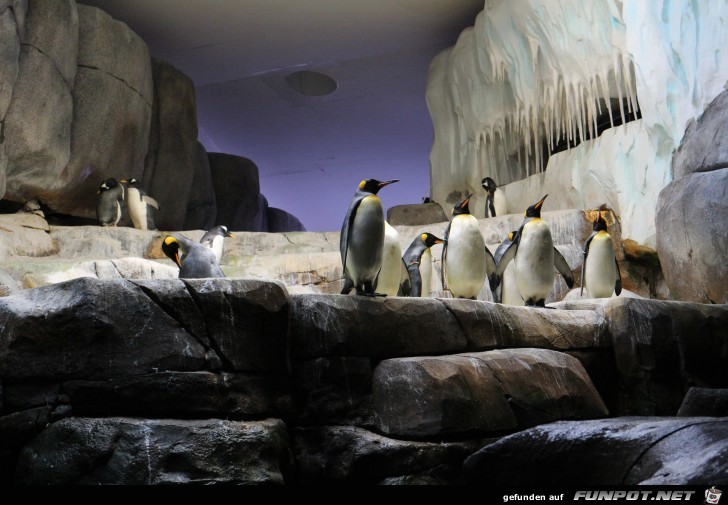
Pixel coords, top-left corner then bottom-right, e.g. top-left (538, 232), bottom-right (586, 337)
top-left (377, 179), bottom-right (399, 188)
top-left (433, 238), bottom-right (444, 245)
top-left (172, 252), bottom-right (182, 269)
top-left (226, 232), bottom-right (235, 238)
top-left (120, 179), bottom-right (129, 184)
top-left (534, 194), bottom-right (548, 210)
top-left (461, 194), bottom-right (473, 207)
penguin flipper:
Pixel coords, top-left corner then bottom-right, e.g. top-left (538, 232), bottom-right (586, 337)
top-left (340, 197), bottom-right (363, 277)
top-left (581, 231), bottom-right (596, 296)
top-left (440, 221), bottom-right (452, 292)
top-left (398, 258), bottom-right (412, 297)
top-left (142, 195), bottom-right (160, 210)
top-left (553, 247), bottom-right (574, 289)
top-left (406, 261), bottom-right (423, 297)
top-left (614, 257), bottom-right (622, 296)
top-left (495, 230), bottom-right (519, 278)
top-left (484, 245), bottom-right (498, 292)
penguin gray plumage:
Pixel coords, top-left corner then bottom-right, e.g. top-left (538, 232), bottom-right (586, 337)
top-left (401, 232), bottom-right (444, 297)
top-left (200, 225), bottom-right (235, 263)
top-left (162, 235), bottom-right (225, 279)
top-left (96, 178), bottom-right (125, 227)
top-left (340, 178), bottom-right (399, 295)
top-left (494, 194), bottom-right (574, 306)
top-left (441, 194), bottom-right (497, 299)
top-left (121, 178), bottom-right (159, 230)
top-left (581, 210), bottom-right (622, 298)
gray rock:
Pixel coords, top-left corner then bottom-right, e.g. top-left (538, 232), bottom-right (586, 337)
top-left (387, 202), bottom-right (448, 226)
top-left (15, 417), bottom-right (291, 484)
top-left (292, 425), bottom-right (492, 484)
top-left (51, 225), bottom-right (161, 258)
top-left (656, 168), bottom-right (728, 304)
top-left (267, 207), bottom-right (306, 232)
top-left (0, 269), bottom-right (18, 296)
top-left (1, 382), bottom-right (61, 412)
top-left (677, 387), bottom-right (728, 417)
top-left (673, 89), bottom-right (728, 179)
top-left (183, 141), bottom-right (217, 230)
top-left (208, 152), bottom-right (261, 231)
top-left (0, 212), bottom-right (55, 259)
top-left (143, 58), bottom-right (198, 230)
top-left (255, 193), bottom-right (269, 232)
top-left (64, 371), bottom-right (293, 419)
top-left (0, 406), bottom-right (51, 451)
top-left (0, 1), bottom-right (24, 199)
top-left (604, 297), bottom-right (728, 415)
top-left (22, 0), bottom-right (77, 83)
top-left (463, 417), bottom-right (728, 485)
top-left (373, 349), bottom-right (607, 438)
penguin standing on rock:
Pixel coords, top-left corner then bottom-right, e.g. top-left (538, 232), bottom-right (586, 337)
top-left (373, 221), bottom-right (403, 296)
top-left (121, 178), bottom-right (159, 230)
top-left (581, 210), bottom-right (622, 298)
top-left (481, 177), bottom-right (507, 218)
top-left (96, 178), bottom-right (125, 227)
top-left (340, 178), bottom-right (399, 296)
top-left (162, 235), bottom-right (225, 279)
top-left (495, 195), bottom-right (574, 307)
top-left (401, 232), bottom-right (444, 297)
top-left (441, 194), bottom-right (497, 299)
top-left (200, 225), bottom-right (235, 263)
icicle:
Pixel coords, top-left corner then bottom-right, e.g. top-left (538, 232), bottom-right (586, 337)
top-left (613, 52), bottom-right (626, 125)
top-left (600, 72), bottom-right (614, 129)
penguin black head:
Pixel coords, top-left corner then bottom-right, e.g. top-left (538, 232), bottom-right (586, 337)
top-left (219, 225), bottom-right (235, 238)
top-left (481, 177), bottom-right (497, 195)
top-left (421, 232), bottom-right (444, 248)
top-left (162, 236), bottom-right (182, 268)
top-left (593, 211), bottom-right (608, 232)
top-left (358, 179), bottom-right (399, 195)
top-left (452, 194), bottom-right (473, 216)
top-left (524, 194), bottom-right (548, 218)
top-left (97, 178), bottom-right (119, 195)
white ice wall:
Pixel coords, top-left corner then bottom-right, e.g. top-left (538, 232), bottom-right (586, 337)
top-left (428, 0), bottom-right (728, 246)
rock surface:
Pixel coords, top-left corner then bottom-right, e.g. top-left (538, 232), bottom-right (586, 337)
top-left (387, 202), bottom-right (448, 226)
top-left (267, 207), bottom-right (306, 232)
top-left (183, 141), bottom-right (217, 230)
top-left (208, 153), bottom-right (262, 232)
top-left (677, 387), bottom-right (728, 417)
top-left (0, 212), bottom-right (55, 259)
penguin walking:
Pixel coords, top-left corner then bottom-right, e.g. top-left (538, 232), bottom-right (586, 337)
top-left (340, 178), bottom-right (399, 295)
top-left (441, 194), bottom-right (497, 299)
top-left (162, 235), bottom-right (225, 279)
top-left (492, 231), bottom-right (524, 305)
top-left (581, 210), bottom-right (622, 298)
top-left (401, 232), bottom-right (444, 297)
top-left (96, 178), bottom-right (125, 227)
top-left (373, 221), bottom-right (403, 296)
top-left (200, 225), bottom-right (235, 263)
top-left (121, 178), bottom-right (159, 230)
top-left (495, 195), bottom-right (574, 306)
top-left (481, 177), bottom-right (507, 218)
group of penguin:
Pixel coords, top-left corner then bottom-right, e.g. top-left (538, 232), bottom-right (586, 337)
top-left (340, 178), bottom-right (622, 306)
top-left (97, 178), bottom-right (160, 230)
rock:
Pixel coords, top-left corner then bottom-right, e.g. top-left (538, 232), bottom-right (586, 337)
top-left (208, 153), bottom-right (261, 231)
top-left (143, 58), bottom-right (198, 230)
top-left (373, 349), bottom-right (607, 438)
top-left (15, 417), bottom-right (291, 484)
top-left (20, 257), bottom-right (179, 287)
top-left (292, 425), bottom-right (491, 484)
top-left (0, 269), bottom-right (18, 296)
top-left (0, 212), bottom-right (55, 259)
top-left (223, 230), bottom-right (338, 257)
top-left (0, 406), bottom-right (51, 451)
top-left (255, 193), bottom-right (269, 232)
top-left (64, 371), bottom-right (293, 419)
top-left (267, 207), bottom-right (306, 232)
top-left (463, 417), bottom-right (728, 485)
top-left (183, 141), bottom-right (217, 230)
top-left (561, 287), bottom-right (644, 301)
top-left (387, 203), bottom-right (448, 226)
top-left (677, 387), bottom-right (728, 417)
top-left (1, 383), bottom-right (61, 412)
top-left (604, 297), bottom-right (728, 415)
top-left (5, 0), bottom-right (77, 205)
top-left (50, 225), bottom-right (161, 258)
top-left (48, 4), bottom-right (152, 219)
top-left (673, 89), bottom-right (728, 179)
top-left (656, 168), bottom-right (728, 304)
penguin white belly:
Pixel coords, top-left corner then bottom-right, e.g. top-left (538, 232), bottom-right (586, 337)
top-left (515, 219), bottom-right (554, 304)
top-left (377, 222), bottom-right (402, 296)
top-left (502, 262), bottom-right (524, 306)
top-left (420, 248), bottom-right (432, 297)
top-left (585, 232), bottom-right (617, 298)
top-left (127, 187), bottom-right (148, 230)
top-left (346, 195), bottom-right (385, 287)
top-left (493, 190), bottom-right (508, 217)
top-left (113, 201), bottom-right (122, 226)
top-left (210, 235), bottom-right (225, 263)
top-left (446, 215), bottom-right (486, 299)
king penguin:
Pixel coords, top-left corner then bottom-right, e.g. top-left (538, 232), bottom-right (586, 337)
top-left (401, 232), bottom-right (444, 297)
top-left (495, 195), bottom-right (574, 306)
top-left (121, 178), bottom-right (159, 230)
top-left (492, 231), bottom-right (524, 305)
top-left (340, 178), bottom-right (399, 295)
top-left (200, 225), bottom-right (235, 263)
top-left (441, 194), bottom-right (497, 299)
top-left (373, 221), bottom-right (403, 296)
top-left (162, 235), bottom-right (225, 279)
top-left (581, 210), bottom-right (622, 298)
top-left (96, 178), bottom-right (125, 227)
top-left (481, 177), bottom-right (507, 218)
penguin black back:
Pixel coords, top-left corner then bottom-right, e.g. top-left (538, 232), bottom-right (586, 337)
top-left (402, 232), bottom-right (443, 297)
top-left (481, 177), bottom-right (497, 217)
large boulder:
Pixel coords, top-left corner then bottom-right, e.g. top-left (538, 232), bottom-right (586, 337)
top-left (183, 141), bottom-right (217, 230)
top-left (0, 212), bottom-right (55, 259)
top-left (267, 207), bottom-right (306, 232)
top-left (387, 202), bottom-right (448, 226)
top-left (15, 417), bottom-right (291, 485)
top-left (463, 417), bottom-right (728, 485)
top-left (208, 153), bottom-right (262, 231)
top-left (677, 387), bottom-right (728, 417)
top-left (143, 58), bottom-right (198, 230)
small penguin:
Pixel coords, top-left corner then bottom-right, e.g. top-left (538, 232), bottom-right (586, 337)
top-left (401, 232), bottom-right (444, 297)
top-left (441, 194), bottom-right (497, 299)
top-left (492, 231), bottom-right (524, 305)
top-left (481, 177), bottom-right (507, 218)
top-left (200, 225), bottom-right (235, 263)
top-left (495, 195), bottom-right (574, 306)
top-left (162, 235), bottom-right (225, 279)
top-left (340, 178), bottom-right (399, 295)
top-left (373, 221), bottom-right (403, 296)
top-left (121, 178), bottom-right (159, 230)
top-left (581, 210), bottom-right (622, 298)
top-left (96, 178), bottom-right (125, 227)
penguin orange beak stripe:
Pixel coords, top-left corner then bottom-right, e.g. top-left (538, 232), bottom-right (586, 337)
top-left (461, 194), bottom-right (474, 207)
top-left (434, 239), bottom-right (444, 244)
top-left (534, 194), bottom-right (548, 210)
top-left (377, 179), bottom-right (399, 188)
top-left (173, 252), bottom-right (182, 268)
